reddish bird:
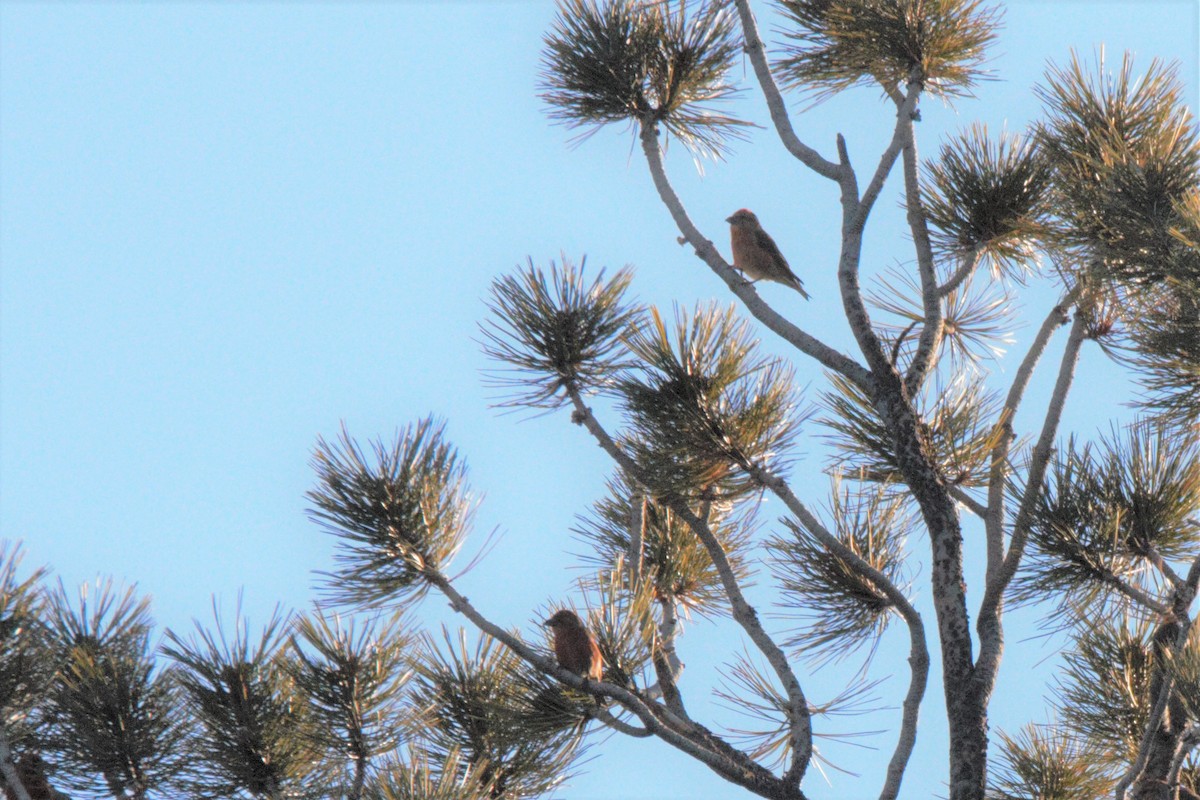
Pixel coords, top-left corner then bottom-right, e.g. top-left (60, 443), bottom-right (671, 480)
top-left (544, 609), bottom-right (603, 682)
top-left (726, 208), bottom-right (810, 299)
top-left (4, 753), bottom-right (55, 800)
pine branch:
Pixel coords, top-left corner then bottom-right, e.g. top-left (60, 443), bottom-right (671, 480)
top-left (900, 77), bottom-right (945, 395)
top-left (730, 0), bottom-right (844, 181)
top-left (741, 463), bottom-right (930, 800)
top-left (637, 119), bottom-right (872, 390)
top-left (938, 247), bottom-right (984, 298)
top-left (428, 574), bottom-right (806, 800)
top-left (566, 386), bottom-right (815, 791)
top-left (851, 85), bottom-right (923, 235)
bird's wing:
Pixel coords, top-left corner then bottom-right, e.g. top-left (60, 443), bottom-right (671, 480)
top-left (753, 227), bottom-right (791, 270)
top-left (754, 227), bottom-right (810, 298)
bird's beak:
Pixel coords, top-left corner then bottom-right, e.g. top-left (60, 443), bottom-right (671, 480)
top-left (725, 215), bottom-right (734, 223)
top-left (542, 618), bottom-right (552, 627)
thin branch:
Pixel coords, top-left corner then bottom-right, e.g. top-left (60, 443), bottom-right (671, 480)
top-left (1102, 573), bottom-right (1170, 615)
top-left (1147, 545), bottom-right (1184, 587)
top-left (976, 313), bottom-right (1087, 679)
top-left (850, 87), bottom-right (921, 235)
top-left (594, 706), bottom-right (653, 737)
top-left (427, 574), bottom-right (802, 796)
top-left (937, 247), bottom-right (984, 298)
top-left (742, 463), bottom-right (929, 800)
top-left (983, 293), bottom-right (1076, 587)
top-left (898, 77), bottom-right (941, 395)
top-left (0, 732), bottom-right (33, 800)
top-left (731, 0), bottom-right (843, 181)
top-left (567, 387), bottom-right (815, 789)
top-left (648, 596), bottom-right (689, 719)
top-left (949, 485), bottom-right (987, 519)
top-left (834, 87), bottom-right (921, 383)
top-left (638, 120), bottom-right (871, 389)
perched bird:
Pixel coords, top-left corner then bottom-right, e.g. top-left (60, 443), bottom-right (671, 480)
top-left (726, 208), bottom-right (810, 299)
top-left (543, 609), bottom-right (603, 682)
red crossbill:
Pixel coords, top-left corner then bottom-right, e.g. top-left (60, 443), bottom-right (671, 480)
top-left (726, 208), bottom-right (811, 299)
top-left (543, 609), bottom-right (603, 682)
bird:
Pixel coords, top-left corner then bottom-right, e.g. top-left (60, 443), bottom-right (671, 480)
top-left (543, 609), bottom-right (603, 682)
top-left (726, 208), bottom-right (810, 299)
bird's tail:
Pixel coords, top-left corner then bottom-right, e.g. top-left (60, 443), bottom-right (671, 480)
top-left (793, 279), bottom-right (811, 300)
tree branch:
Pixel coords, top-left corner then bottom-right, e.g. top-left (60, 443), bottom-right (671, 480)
top-left (897, 81), bottom-right (942, 395)
top-left (949, 485), bottom-right (987, 519)
top-left (567, 387), bottom-right (815, 790)
top-left (594, 706), bottom-right (653, 737)
top-left (0, 732), bottom-right (33, 800)
top-left (937, 247), bottom-right (984, 298)
top-left (638, 120), bottom-right (871, 389)
top-left (983, 293), bottom-right (1075, 587)
top-left (833, 90), bottom-right (922, 383)
top-left (975, 313), bottom-right (1087, 680)
top-left (427, 574), bottom-right (804, 798)
top-left (730, 0), bottom-right (843, 181)
top-left (648, 596), bottom-right (689, 720)
top-left (741, 464), bottom-right (929, 800)
top-left (850, 87), bottom-right (921, 235)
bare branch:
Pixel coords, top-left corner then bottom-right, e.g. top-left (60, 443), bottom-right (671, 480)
top-left (1103, 574), bottom-right (1171, 615)
top-left (832, 89), bottom-right (922, 382)
top-left (898, 80), bottom-right (942, 394)
top-left (976, 313), bottom-right (1087, 678)
top-left (648, 597), bottom-right (689, 720)
top-left (1147, 545), bottom-right (1184, 587)
top-left (937, 247), bottom-right (984, 298)
top-left (983, 293), bottom-right (1075, 586)
top-left (637, 120), bottom-right (871, 389)
top-left (730, 0), bottom-right (843, 181)
top-left (949, 485), bottom-right (987, 519)
top-left (594, 706), bottom-right (653, 737)
top-left (567, 387), bottom-right (815, 789)
top-left (851, 87), bottom-right (921, 235)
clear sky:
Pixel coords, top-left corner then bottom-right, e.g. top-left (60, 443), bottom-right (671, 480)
top-left (1, 1), bottom-right (1197, 798)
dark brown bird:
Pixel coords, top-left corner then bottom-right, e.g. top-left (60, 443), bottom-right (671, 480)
top-left (543, 609), bottom-right (603, 682)
top-left (726, 208), bottom-right (810, 299)
top-left (4, 753), bottom-right (55, 800)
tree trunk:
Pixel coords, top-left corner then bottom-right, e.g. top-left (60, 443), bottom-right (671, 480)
top-left (873, 372), bottom-right (989, 800)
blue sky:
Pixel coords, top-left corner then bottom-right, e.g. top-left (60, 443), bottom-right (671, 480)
top-left (1, 1), bottom-right (1197, 798)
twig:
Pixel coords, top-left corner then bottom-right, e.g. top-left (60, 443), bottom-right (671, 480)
top-left (949, 485), bottom-right (987, 519)
top-left (937, 247), bottom-right (983, 298)
top-left (850, 87), bottom-right (922, 236)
